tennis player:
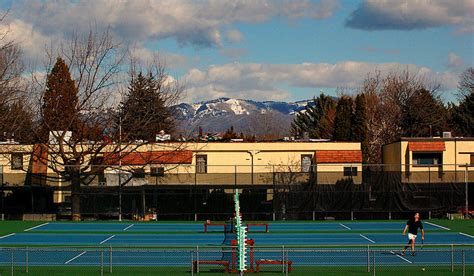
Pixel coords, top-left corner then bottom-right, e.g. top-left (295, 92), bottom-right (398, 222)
top-left (402, 213), bottom-right (424, 256)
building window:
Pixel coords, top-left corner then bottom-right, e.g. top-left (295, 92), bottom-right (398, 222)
top-left (196, 155), bottom-right (207, 174)
top-left (412, 152), bottom-right (442, 166)
top-left (151, 167), bottom-right (165, 177)
top-left (343, 167), bottom-right (357, 177)
top-left (471, 154), bottom-right (474, 165)
top-left (132, 168), bottom-right (146, 178)
top-left (301, 154), bottom-right (313, 172)
top-left (11, 153), bottom-right (23, 170)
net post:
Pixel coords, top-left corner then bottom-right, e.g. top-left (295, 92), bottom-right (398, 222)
top-left (109, 246), bottom-right (112, 273)
top-left (451, 244), bottom-right (454, 272)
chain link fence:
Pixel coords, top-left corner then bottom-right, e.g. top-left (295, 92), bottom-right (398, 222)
top-left (0, 245), bottom-right (472, 275)
top-left (1, 163), bottom-right (472, 221)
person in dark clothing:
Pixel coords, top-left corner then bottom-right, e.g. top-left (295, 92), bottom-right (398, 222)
top-left (402, 213), bottom-right (424, 256)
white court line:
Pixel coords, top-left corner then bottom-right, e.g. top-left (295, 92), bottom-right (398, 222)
top-left (459, 232), bottom-right (474, 239)
top-left (389, 251), bottom-right (413, 264)
top-left (100, 235), bottom-right (116, 244)
top-left (123, 224), bottom-right (135, 231)
top-left (65, 251), bottom-right (87, 264)
top-left (425, 221), bottom-right (450, 231)
top-left (0, 233), bottom-right (15, 239)
top-left (24, 222), bottom-right (49, 232)
top-left (359, 234), bottom-right (375, 243)
top-left (339, 223), bottom-right (351, 230)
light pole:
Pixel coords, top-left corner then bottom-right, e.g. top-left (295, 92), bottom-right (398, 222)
top-left (118, 115), bottom-right (122, 222)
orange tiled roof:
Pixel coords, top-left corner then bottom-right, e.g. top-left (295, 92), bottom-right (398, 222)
top-left (315, 150), bottom-right (362, 163)
top-left (103, 150), bottom-right (193, 165)
top-left (408, 141), bottom-right (445, 152)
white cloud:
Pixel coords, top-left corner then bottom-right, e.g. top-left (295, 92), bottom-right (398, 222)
top-left (182, 61), bottom-right (459, 102)
top-left (447, 52), bottom-right (464, 68)
top-left (346, 0), bottom-right (474, 34)
top-left (6, 0), bottom-right (339, 50)
top-left (225, 29), bottom-right (243, 43)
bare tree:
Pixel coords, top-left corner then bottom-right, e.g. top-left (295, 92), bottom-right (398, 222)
top-left (0, 12), bottom-right (33, 143)
top-left (458, 67), bottom-right (474, 98)
top-left (362, 70), bottom-right (445, 163)
top-left (246, 111), bottom-right (291, 140)
top-left (28, 28), bottom-right (184, 221)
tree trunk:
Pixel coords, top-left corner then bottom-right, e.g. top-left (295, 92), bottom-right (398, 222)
top-left (71, 169), bottom-right (81, 221)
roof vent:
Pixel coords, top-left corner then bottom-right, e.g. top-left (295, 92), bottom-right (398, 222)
top-left (442, 132), bottom-right (452, 138)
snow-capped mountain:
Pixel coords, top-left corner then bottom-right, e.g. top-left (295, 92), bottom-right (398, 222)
top-left (172, 97), bottom-right (312, 135)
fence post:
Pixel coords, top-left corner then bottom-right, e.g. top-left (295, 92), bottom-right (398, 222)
top-left (451, 244), bottom-right (454, 272)
top-left (285, 249), bottom-right (289, 276)
top-left (100, 250), bottom-right (104, 276)
top-left (191, 250), bottom-right (194, 276)
top-left (25, 247), bottom-right (28, 273)
top-left (462, 249), bottom-right (465, 276)
top-left (196, 246), bottom-right (199, 273)
top-left (372, 249), bottom-right (376, 276)
top-left (351, 211), bottom-right (354, 221)
top-left (312, 211), bottom-right (315, 221)
top-left (367, 245), bottom-right (370, 272)
top-left (273, 212), bottom-right (275, 221)
top-left (11, 247), bottom-right (14, 276)
top-left (282, 245), bottom-right (285, 274)
top-left (109, 246), bottom-right (112, 273)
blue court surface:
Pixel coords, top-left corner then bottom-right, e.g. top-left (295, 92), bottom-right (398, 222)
top-left (20, 221), bottom-right (446, 232)
top-left (0, 221), bottom-right (472, 268)
top-left (0, 232), bottom-right (473, 246)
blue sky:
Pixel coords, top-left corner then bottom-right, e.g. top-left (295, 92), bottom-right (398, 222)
top-left (0, 0), bottom-right (472, 103)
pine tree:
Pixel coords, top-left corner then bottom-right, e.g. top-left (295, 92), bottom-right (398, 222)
top-left (450, 92), bottom-right (474, 137)
top-left (352, 93), bottom-right (369, 162)
top-left (400, 88), bottom-right (447, 137)
top-left (41, 57), bottom-right (79, 133)
top-left (291, 94), bottom-right (336, 139)
top-left (333, 96), bottom-right (353, 141)
top-left (120, 72), bottom-right (173, 141)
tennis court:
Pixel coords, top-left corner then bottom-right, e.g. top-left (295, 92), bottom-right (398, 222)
top-left (0, 220), bottom-right (473, 275)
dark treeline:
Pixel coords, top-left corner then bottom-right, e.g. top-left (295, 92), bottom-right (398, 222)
top-left (292, 69), bottom-right (474, 163)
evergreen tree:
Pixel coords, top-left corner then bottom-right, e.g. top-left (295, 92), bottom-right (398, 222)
top-left (352, 93), bottom-right (369, 162)
top-left (333, 96), bottom-right (353, 141)
top-left (450, 92), bottom-right (474, 137)
top-left (222, 126), bottom-right (238, 141)
top-left (120, 72), bottom-right (173, 141)
top-left (400, 88), bottom-right (447, 137)
top-left (291, 94), bottom-right (336, 139)
top-left (41, 57), bottom-right (79, 133)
